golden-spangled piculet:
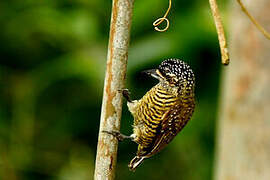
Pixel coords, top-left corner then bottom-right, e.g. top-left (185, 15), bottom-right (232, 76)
top-left (105, 58), bottom-right (195, 171)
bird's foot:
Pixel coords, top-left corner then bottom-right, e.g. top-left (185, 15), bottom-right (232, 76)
top-left (102, 130), bottom-right (133, 142)
top-left (118, 89), bottom-right (132, 102)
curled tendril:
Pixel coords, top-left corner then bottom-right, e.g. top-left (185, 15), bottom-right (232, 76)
top-left (153, 18), bottom-right (170, 32)
top-left (153, 0), bottom-right (172, 32)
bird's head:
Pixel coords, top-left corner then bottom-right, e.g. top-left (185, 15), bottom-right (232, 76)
top-left (144, 59), bottom-right (195, 89)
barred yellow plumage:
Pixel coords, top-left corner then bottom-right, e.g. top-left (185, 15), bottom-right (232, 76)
top-left (104, 58), bottom-right (195, 171)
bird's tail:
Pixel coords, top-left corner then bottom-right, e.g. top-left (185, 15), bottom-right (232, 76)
top-left (128, 156), bottom-right (145, 171)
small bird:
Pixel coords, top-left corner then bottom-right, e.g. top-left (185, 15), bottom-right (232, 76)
top-left (105, 58), bottom-right (195, 171)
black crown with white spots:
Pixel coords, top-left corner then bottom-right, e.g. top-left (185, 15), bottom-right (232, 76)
top-left (158, 58), bottom-right (195, 87)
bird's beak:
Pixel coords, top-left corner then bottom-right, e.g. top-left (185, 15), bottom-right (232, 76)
top-left (142, 69), bottom-right (164, 79)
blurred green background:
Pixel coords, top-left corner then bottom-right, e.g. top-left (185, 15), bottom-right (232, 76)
top-left (0, 0), bottom-right (228, 179)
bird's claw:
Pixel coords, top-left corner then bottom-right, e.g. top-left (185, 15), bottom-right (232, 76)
top-left (118, 89), bottom-right (132, 102)
top-left (102, 130), bottom-right (127, 142)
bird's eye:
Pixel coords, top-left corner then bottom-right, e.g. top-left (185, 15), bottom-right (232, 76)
top-left (168, 77), bottom-right (178, 85)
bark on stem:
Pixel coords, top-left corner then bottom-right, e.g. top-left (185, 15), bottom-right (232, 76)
top-left (94, 0), bottom-right (134, 179)
top-left (209, 0), bottom-right (230, 65)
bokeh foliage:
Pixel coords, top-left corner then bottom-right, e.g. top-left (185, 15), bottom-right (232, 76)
top-left (0, 0), bottom-right (228, 179)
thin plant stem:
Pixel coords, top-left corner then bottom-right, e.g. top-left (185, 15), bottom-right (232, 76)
top-left (209, 0), bottom-right (230, 65)
top-left (237, 0), bottom-right (270, 40)
top-left (94, 0), bottom-right (134, 179)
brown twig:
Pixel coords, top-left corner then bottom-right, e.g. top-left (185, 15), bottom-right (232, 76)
top-left (153, 0), bottom-right (172, 32)
top-left (236, 0), bottom-right (270, 40)
top-left (94, 0), bottom-right (134, 179)
top-left (209, 0), bottom-right (230, 65)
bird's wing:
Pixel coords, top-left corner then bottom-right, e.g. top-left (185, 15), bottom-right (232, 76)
top-left (142, 103), bottom-right (190, 157)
